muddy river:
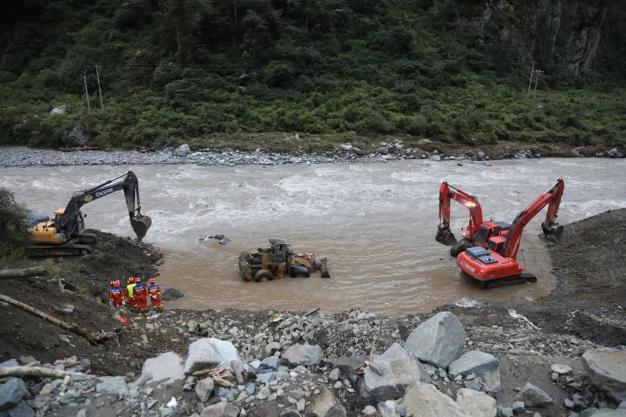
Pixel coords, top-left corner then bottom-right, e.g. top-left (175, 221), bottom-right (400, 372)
top-left (2, 158), bottom-right (624, 315)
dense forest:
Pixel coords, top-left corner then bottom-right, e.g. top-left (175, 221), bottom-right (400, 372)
top-left (0, 0), bottom-right (625, 150)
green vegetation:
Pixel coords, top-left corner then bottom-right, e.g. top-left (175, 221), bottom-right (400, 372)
top-left (0, 188), bottom-right (30, 265)
top-left (0, 0), bottom-right (625, 150)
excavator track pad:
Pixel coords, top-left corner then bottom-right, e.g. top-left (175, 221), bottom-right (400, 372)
top-left (131, 215), bottom-right (152, 241)
top-left (480, 273), bottom-right (537, 289)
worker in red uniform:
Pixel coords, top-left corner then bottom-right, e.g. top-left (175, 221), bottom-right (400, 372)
top-left (134, 277), bottom-right (148, 311)
top-left (108, 280), bottom-right (125, 308)
top-left (124, 276), bottom-right (137, 309)
top-left (147, 277), bottom-right (163, 310)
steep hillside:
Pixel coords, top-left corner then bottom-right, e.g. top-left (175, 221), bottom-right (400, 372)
top-left (0, 0), bottom-right (624, 150)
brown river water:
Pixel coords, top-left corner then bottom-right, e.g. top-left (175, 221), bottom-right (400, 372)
top-left (2, 158), bottom-right (625, 315)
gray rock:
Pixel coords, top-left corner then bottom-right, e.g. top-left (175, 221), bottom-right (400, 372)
top-left (590, 410), bottom-right (626, 417)
top-left (173, 144), bottom-right (192, 157)
top-left (377, 400), bottom-right (399, 417)
top-left (3, 401), bottom-right (35, 417)
top-left (0, 360), bottom-right (19, 369)
top-left (430, 154), bottom-right (442, 161)
top-left (404, 383), bottom-right (465, 417)
top-left (363, 405), bottom-right (377, 415)
top-left (607, 148), bottom-right (625, 158)
top-left (516, 383), bottom-right (554, 407)
top-left (340, 143), bottom-right (353, 151)
top-left (140, 352), bottom-right (185, 385)
top-left (281, 411), bottom-right (303, 417)
top-left (405, 312), bottom-right (465, 369)
top-left (162, 288), bottom-right (184, 301)
top-left (512, 401), bottom-right (524, 414)
top-left (50, 105), bottom-right (67, 115)
top-left (311, 388), bottom-right (347, 417)
top-left (0, 379), bottom-right (29, 412)
top-left (476, 151), bottom-right (486, 161)
top-left (64, 125), bottom-right (90, 146)
top-left (449, 351), bottom-right (500, 392)
top-left (362, 343), bottom-right (431, 402)
top-left (185, 338), bottom-right (241, 374)
top-left (499, 407), bottom-right (514, 417)
top-left (571, 147), bottom-right (584, 157)
top-left (581, 408), bottom-right (599, 417)
top-left (95, 376), bottom-right (128, 397)
top-left (261, 356), bottom-right (281, 370)
top-left (256, 372), bottom-right (275, 384)
top-left (195, 377), bottom-right (214, 402)
top-left (216, 387), bottom-right (236, 401)
top-left (583, 348), bottom-right (626, 401)
top-left (456, 388), bottom-right (496, 417)
top-left (283, 343), bottom-right (322, 367)
top-left (200, 401), bottom-right (240, 417)
top-left (245, 383), bottom-right (256, 395)
top-left (551, 364), bottom-right (573, 375)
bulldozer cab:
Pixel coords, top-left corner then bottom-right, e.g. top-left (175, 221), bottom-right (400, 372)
top-left (268, 239), bottom-right (290, 264)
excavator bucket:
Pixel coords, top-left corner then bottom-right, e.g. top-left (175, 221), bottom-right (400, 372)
top-left (542, 224), bottom-right (564, 243)
top-left (435, 225), bottom-right (457, 246)
top-left (131, 215), bottom-right (152, 241)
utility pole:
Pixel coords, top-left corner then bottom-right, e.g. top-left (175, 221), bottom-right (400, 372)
top-left (527, 63), bottom-right (535, 96)
top-left (95, 64), bottom-right (104, 110)
top-left (83, 75), bottom-right (91, 111)
top-left (534, 69), bottom-right (542, 93)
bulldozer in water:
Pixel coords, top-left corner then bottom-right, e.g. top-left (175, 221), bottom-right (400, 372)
top-left (239, 239), bottom-right (330, 282)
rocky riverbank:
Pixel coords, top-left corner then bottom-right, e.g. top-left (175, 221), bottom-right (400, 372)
top-left (0, 208), bottom-right (624, 417)
top-left (0, 141), bottom-right (623, 168)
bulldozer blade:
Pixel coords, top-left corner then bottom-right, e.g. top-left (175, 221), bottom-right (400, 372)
top-left (435, 226), bottom-right (457, 246)
top-left (131, 215), bottom-right (152, 241)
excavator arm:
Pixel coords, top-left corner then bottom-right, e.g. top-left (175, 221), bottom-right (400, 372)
top-left (502, 179), bottom-right (564, 259)
top-left (436, 182), bottom-right (484, 245)
top-left (58, 171), bottom-right (152, 240)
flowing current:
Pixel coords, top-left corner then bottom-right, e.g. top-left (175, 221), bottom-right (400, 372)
top-left (2, 158), bottom-right (624, 315)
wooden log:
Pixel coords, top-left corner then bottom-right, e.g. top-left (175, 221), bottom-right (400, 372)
top-left (0, 267), bottom-right (47, 279)
top-left (0, 294), bottom-right (111, 345)
top-left (0, 366), bottom-right (89, 379)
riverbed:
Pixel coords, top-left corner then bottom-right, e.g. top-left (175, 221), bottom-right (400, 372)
top-left (2, 158), bottom-right (624, 315)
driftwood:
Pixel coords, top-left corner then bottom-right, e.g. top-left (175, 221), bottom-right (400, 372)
top-left (0, 267), bottom-right (47, 279)
top-left (0, 294), bottom-right (112, 345)
top-left (0, 366), bottom-right (89, 379)
top-left (192, 368), bottom-right (233, 387)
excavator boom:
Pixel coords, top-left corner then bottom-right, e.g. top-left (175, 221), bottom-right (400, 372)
top-left (436, 182), bottom-right (484, 245)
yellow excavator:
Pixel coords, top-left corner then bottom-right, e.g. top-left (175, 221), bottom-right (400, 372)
top-left (27, 171), bottom-right (152, 257)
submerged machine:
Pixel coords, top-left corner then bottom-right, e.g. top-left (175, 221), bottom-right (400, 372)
top-left (239, 239), bottom-right (330, 282)
top-left (437, 179), bottom-right (565, 287)
top-left (27, 171), bottom-right (152, 257)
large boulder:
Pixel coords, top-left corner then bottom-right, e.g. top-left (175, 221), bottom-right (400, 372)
top-left (404, 383), bottom-right (466, 417)
top-left (515, 383), bottom-right (554, 407)
top-left (185, 338), bottom-right (241, 374)
top-left (139, 352), bottom-right (185, 385)
top-left (282, 343), bottom-right (323, 367)
top-left (311, 387), bottom-right (347, 417)
top-left (361, 343), bottom-right (431, 402)
top-left (173, 144), bottom-right (192, 157)
top-left (3, 401), bottom-right (34, 417)
top-left (456, 388), bottom-right (496, 417)
top-left (448, 351), bottom-right (501, 392)
top-left (404, 312), bottom-right (465, 369)
top-left (582, 348), bottom-right (626, 401)
top-left (64, 125), bottom-right (90, 146)
top-left (0, 379), bottom-right (28, 411)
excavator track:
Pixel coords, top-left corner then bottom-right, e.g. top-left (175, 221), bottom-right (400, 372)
top-left (480, 273), bottom-right (537, 289)
top-left (27, 243), bottom-right (92, 258)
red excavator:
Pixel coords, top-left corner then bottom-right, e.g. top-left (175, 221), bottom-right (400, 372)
top-left (455, 179), bottom-right (564, 287)
top-left (436, 182), bottom-right (513, 257)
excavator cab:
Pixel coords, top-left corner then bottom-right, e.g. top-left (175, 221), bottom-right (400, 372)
top-left (472, 221), bottom-right (511, 247)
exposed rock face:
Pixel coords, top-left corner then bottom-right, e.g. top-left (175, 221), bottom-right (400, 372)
top-left (568, 0), bottom-right (609, 75)
top-left (582, 348), bottom-right (626, 401)
top-left (361, 343), bottom-right (431, 402)
top-left (405, 312), bottom-right (465, 369)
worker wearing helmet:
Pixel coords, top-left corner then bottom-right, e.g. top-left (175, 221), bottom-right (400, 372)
top-left (134, 276), bottom-right (148, 311)
top-left (124, 276), bottom-right (137, 309)
top-left (108, 280), bottom-right (125, 308)
top-left (147, 277), bottom-right (163, 310)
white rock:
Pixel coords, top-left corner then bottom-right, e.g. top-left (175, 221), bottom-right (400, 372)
top-left (50, 105), bottom-right (67, 115)
top-left (140, 352), bottom-right (185, 385)
top-left (173, 144), bottom-right (192, 157)
top-left (550, 364), bottom-right (572, 375)
top-left (363, 405), bottom-right (377, 415)
top-left (405, 312), bottom-right (465, 369)
top-left (456, 388), bottom-right (496, 417)
top-left (404, 383), bottom-right (466, 417)
top-left (185, 338), bottom-right (241, 374)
